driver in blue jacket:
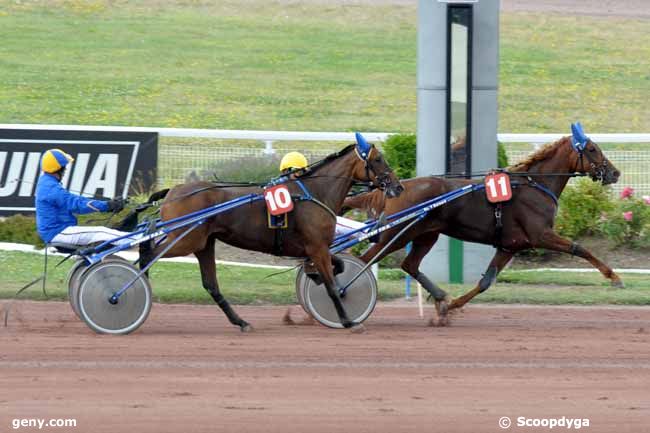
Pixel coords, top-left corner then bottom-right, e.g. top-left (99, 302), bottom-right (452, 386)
top-left (35, 148), bottom-right (137, 247)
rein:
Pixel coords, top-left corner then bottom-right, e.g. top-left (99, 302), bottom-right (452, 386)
top-left (158, 144), bottom-right (384, 208)
top-left (431, 171), bottom-right (589, 179)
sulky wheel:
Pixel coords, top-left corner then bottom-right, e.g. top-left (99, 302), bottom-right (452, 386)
top-left (77, 260), bottom-right (152, 335)
top-left (66, 259), bottom-right (88, 318)
top-left (67, 255), bottom-right (129, 319)
top-left (294, 266), bottom-right (309, 313)
top-left (302, 254), bottom-right (378, 329)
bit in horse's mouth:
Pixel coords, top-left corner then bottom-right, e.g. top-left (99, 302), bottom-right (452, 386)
top-left (386, 184), bottom-right (404, 198)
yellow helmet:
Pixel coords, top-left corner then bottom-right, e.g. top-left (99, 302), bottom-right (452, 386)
top-left (41, 148), bottom-right (74, 173)
top-left (280, 152), bottom-right (308, 172)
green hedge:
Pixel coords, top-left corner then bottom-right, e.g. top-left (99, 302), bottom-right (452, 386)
top-left (555, 177), bottom-right (615, 239)
top-left (0, 215), bottom-right (44, 248)
top-left (555, 181), bottom-right (650, 248)
top-left (383, 133), bottom-right (509, 177)
top-left (0, 209), bottom-right (132, 248)
top-left (383, 133), bottom-right (416, 179)
top-left (198, 154), bottom-right (281, 183)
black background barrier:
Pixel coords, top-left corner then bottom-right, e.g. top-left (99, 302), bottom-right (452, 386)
top-left (0, 129), bottom-right (157, 215)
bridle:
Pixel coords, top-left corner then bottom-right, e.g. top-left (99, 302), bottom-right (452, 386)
top-left (573, 139), bottom-right (610, 182)
top-left (354, 145), bottom-right (394, 191)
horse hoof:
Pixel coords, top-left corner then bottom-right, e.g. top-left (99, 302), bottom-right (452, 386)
top-left (428, 315), bottom-right (450, 327)
top-left (612, 280), bottom-right (625, 289)
top-left (435, 299), bottom-right (449, 317)
top-left (240, 323), bottom-right (254, 333)
top-left (282, 310), bottom-right (296, 325)
top-left (349, 323), bottom-right (366, 334)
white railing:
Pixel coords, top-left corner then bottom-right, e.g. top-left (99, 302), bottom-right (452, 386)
top-left (2, 124), bottom-right (648, 193)
top-left (498, 133), bottom-right (650, 145)
top-left (0, 124), bottom-right (392, 154)
top-left (3, 123), bottom-right (648, 146)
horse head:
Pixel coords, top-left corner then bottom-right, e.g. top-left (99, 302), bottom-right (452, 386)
top-left (352, 133), bottom-right (404, 198)
top-left (570, 122), bottom-right (620, 185)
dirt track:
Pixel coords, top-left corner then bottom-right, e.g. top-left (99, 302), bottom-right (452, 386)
top-left (1, 301), bottom-right (649, 432)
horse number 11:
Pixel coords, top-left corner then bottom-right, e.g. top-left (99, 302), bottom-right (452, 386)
top-left (484, 173), bottom-right (512, 203)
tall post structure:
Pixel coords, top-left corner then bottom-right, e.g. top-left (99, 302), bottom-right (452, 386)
top-left (416, 0), bottom-right (499, 283)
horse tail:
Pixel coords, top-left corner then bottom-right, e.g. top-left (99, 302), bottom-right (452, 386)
top-left (147, 188), bottom-right (170, 203)
top-left (135, 188), bottom-right (170, 274)
top-left (112, 188), bottom-right (170, 232)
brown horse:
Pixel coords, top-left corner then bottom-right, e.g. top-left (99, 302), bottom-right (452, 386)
top-left (342, 131), bottom-right (620, 326)
top-left (141, 140), bottom-right (403, 332)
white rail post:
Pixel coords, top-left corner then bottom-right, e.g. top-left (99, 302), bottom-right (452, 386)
top-left (264, 140), bottom-right (275, 155)
top-left (371, 263), bottom-right (379, 280)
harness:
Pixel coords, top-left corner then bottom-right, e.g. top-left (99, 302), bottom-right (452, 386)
top-left (266, 138), bottom-right (381, 256)
top-left (490, 178), bottom-right (559, 249)
top-left (489, 123), bottom-right (614, 249)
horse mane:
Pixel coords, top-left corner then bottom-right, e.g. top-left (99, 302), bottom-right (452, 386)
top-left (508, 136), bottom-right (570, 172)
top-left (298, 144), bottom-right (356, 177)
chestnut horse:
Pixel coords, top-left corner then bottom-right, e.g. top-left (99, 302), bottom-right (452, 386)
top-left (342, 126), bottom-right (620, 326)
top-left (141, 138), bottom-right (403, 332)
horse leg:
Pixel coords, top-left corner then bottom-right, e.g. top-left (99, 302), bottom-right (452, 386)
top-left (446, 249), bottom-right (514, 320)
top-left (304, 255), bottom-right (345, 285)
top-left (399, 233), bottom-right (452, 323)
top-left (283, 256), bottom-right (344, 326)
top-left (285, 241), bottom-right (392, 327)
top-left (535, 230), bottom-right (624, 287)
top-left (195, 242), bottom-right (252, 332)
top-left (137, 216), bottom-right (161, 272)
top-left (308, 247), bottom-right (361, 332)
top-left (332, 254), bottom-right (345, 277)
top-left (138, 239), bottom-right (155, 277)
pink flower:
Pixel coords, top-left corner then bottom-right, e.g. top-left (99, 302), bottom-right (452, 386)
top-left (623, 211), bottom-right (633, 221)
top-left (643, 195), bottom-right (650, 205)
top-left (620, 187), bottom-right (634, 199)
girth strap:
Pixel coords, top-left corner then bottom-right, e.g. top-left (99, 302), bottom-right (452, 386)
top-left (273, 228), bottom-right (284, 256)
top-left (487, 178), bottom-right (557, 250)
top-left (493, 203), bottom-right (504, 248)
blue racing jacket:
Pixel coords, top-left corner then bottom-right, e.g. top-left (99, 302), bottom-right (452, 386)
top-left (35, 173), bottom-right (109, 243)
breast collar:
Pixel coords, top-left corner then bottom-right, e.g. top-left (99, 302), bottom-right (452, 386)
top-left (512, 177), bottom-right (559, 207)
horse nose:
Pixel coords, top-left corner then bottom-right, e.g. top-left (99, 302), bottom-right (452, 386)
top-left (388, 182), bottom-right (404, 198)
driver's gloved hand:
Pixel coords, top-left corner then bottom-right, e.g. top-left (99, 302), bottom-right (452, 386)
top-left (106, 198), bottom-right (125, 213)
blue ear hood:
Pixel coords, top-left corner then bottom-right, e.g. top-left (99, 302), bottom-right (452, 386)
top-left (355, 132), bottom-right (372, 159)
top-left (571, 122), bottom-right (588, 152)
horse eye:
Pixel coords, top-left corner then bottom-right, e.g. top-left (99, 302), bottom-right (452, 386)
top-left (589, 147), bottom-right (596, 152)
top-left (374, 157), bottom-right (381, 163)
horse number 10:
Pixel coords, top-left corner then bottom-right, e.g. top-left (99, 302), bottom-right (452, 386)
top-left (484, 173), bottom-right (513, 203)
top-left (264, 185), bottom-right (294, 215)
